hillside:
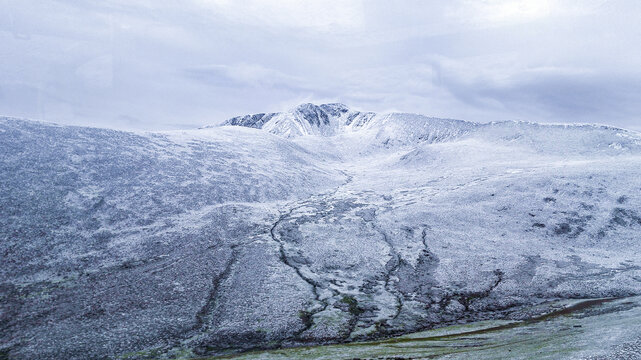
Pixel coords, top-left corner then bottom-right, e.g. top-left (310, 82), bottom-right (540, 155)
top-left (1, 105), bottom-right (641, 359)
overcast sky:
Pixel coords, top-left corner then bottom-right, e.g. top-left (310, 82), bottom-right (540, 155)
top-left (1, 0), bottom-right (641, 130)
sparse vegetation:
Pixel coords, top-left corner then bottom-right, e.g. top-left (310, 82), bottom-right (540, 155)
top-left (341, 295), bottom-right (364, 316)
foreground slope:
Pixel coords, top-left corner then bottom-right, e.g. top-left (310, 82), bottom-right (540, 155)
top-left (0, 118), bottom-right (344, 359)
top-left (1, 105), bottom-right (641, 359)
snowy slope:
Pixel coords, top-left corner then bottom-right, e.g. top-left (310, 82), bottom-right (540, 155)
top-left (0, 117), bottom-right (344, 359)
top-left (213, 103), bottom-right (376, 137)
top-left (2, 106), bottom-right (641, 359)
top-left (215, 103), bottom-right (641, 154)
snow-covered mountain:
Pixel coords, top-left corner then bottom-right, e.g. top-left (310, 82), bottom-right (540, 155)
top-left (211, 103), bottom-right (377, 137)
top-left (2, 105), bottom-right (641, 359)
top-left (215, 103), bottom-right (641, 154)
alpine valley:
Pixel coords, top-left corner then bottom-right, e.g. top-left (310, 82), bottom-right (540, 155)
top-left (2, 103), bottom-right (641, 359)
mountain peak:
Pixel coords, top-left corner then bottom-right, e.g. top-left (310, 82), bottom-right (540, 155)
top-left (291, 103), bottom-right (351, 126)
top-left (216, 102), bottom-right (368, 137)
top-left (293, 102), bottom-right (349, 112)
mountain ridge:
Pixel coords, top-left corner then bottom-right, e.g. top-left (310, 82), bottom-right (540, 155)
top-left (208, 104), bottom-right (641, 152)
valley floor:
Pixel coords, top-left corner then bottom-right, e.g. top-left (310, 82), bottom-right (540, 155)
top-left (212, 296), bottom-right (641, 360)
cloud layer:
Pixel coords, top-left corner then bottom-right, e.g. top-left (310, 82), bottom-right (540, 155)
top-left (1, 0), bottom-right (640, 130)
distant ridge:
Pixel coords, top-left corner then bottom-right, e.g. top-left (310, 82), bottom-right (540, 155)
top-left (207, 103), bottom-right (641, 155)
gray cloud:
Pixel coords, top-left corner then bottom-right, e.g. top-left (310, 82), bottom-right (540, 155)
top-left (185, 63), bottom-right (310, 92)
top-left (428, 62), bottom-right (641, 127)
top-left (1, 0), bottom-right (640, 130)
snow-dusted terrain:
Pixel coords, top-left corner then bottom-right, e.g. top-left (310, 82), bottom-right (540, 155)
top-left (1, 103), bottom-right (641, 359)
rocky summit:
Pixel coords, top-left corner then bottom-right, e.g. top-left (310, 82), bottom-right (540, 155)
top-left (1, 104), bottom-right (641, 359)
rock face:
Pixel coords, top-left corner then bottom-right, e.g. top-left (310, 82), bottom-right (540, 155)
top-left (212, 103), bottom-right (377, 137)
top-left (2, 105), bottom-right (641, 359)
